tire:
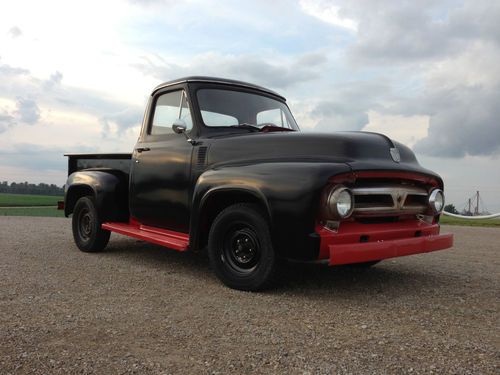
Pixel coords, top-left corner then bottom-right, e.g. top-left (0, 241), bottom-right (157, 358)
top-left (208, 203), bottom-right (277, 291)
top-left (344, 260), bottom-right (381, 268)
top-left (72, 196), bottom-right (110, 252)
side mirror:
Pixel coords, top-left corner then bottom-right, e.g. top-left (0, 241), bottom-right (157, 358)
top-left (172, 119), bottom-right (187, 134)
top-left (172, 118), bottom-right (196, 145)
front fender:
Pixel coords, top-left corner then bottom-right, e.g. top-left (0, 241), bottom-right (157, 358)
top-left (190, 161), bottom-right (351, 259)
top-left (200, 185), bottom-right (272, 220)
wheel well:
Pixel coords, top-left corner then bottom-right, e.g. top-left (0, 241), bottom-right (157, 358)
top-left (65, 185), bottom-right (94, 216)
top-left (196, 191), bottom-right (270, 251)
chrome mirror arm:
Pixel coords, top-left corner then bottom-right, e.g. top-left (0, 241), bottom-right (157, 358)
top-left (172, 119), bottom-right (197, 145)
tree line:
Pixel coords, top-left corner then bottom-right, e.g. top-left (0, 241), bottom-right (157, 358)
top-left (0, 181), bottom-right (64, 196)
top-left (444, 204), bottom-right (458, 214)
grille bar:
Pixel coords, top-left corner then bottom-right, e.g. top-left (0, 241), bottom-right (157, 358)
top-left (352, 185), bottom-right (428, 216)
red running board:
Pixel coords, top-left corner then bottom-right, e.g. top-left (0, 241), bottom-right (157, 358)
top-left (102, 220), bottom-right (189, 251)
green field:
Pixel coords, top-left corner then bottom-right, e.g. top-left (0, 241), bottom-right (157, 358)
top-left (0, 193), bottom-right (64, 217)
top-left (440, 214), bottom-right (500, 227)
top-left (0, 193), bottom-right (63, 207)
top-left (0, 206), bottom-right (65, 217)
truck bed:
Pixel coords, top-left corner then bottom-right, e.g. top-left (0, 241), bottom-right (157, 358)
top-left (65, 153), bottom-right (132, 176)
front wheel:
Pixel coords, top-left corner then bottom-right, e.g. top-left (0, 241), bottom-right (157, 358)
top-left (72, 196), bottom-right (110, 252)
top-left (208, 203), bottom-right (277, 291)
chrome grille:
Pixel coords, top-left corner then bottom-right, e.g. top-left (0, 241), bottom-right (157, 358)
top-left (352, 185), bottom-right (428, 216)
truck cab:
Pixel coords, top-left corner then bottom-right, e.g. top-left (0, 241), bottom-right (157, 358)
top-left (129, 78), bottom-right (298, 232)
top-left (64, 76), bottom-right (453, 291)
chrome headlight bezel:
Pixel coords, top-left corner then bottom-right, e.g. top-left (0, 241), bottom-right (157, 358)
top-left (429, 189), bottom-right (445, 214)
top-left (325, 185), bottom-right (354, 219)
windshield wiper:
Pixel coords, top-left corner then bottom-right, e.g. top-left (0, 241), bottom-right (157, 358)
top-left (260, 124), bottom-right (295, 132)
top-left (229, 123), bottom-right (261, 132)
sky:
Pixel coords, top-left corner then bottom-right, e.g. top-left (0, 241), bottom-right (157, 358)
top-left (0, 0), bottom-right (499, 211)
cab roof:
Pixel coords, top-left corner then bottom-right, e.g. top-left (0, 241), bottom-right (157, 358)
top-left (153, 76), bottom-right (285, 101)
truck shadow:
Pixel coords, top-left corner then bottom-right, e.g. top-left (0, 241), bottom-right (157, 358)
top-left (103, 237), bottom-right (454, 299)
top-left (273, 260), bottom-right (453, 298)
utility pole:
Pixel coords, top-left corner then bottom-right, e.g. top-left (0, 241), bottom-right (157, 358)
top-left (468, 198), bottom-right (472, 215)
top-left (475, 190), bottom-right (480, 215)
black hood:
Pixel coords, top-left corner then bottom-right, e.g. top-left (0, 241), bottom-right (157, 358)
top-left (206, 131), bottom-right (440, 180)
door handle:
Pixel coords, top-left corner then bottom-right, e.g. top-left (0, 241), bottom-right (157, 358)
top-left (135, 147), bottom-right (151, 153)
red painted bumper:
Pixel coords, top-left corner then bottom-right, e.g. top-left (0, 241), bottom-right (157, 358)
top-left (316, 221), bottom-right (453, 266)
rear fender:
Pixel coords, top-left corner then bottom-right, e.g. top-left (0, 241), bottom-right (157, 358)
top-left (64, 170), bottom-right (129, 221)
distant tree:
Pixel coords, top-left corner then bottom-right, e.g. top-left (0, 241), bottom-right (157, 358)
top-left (0, 181), bottom-right (64, 196)
top-left (444, 204), bottom-right (458, 214)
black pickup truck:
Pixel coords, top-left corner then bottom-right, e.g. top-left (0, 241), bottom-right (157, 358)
top-left (64, 76), bottom-right (453, 291)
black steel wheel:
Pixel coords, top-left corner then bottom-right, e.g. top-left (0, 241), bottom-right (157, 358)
top-left (208, 203), bottom-right (277, 291)
top-left (72, 196), bottom-right (110, 252)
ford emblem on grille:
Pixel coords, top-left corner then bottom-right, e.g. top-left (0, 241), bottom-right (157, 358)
top-left (390, 147), bottom-right (401, 163)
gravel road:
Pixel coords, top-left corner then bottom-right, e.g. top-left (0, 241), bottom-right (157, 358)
top-left (0, 217), bottom-right (498, 374)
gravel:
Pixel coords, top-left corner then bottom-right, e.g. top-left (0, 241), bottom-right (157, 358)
top-left (0, 217), bottom-right (498, 374)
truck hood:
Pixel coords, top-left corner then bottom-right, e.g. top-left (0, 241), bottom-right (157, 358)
top-left (206, 131), bottom-right (441, 180)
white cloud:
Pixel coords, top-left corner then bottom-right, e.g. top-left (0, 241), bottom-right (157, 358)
top-left (0, 0), bottom-right (155, 103)
top-left (363, 111), bottom-right (429, 149)
top-left (299, 0), bottom-right (358, 31)
top-left (7, 26), bottom-right (22, 38)
top-left (302, 0), bottom-right (500, 158)
top-left (15, 97), bottom-right (40, 124)
top-left (134, 51), bottom-right (328, 90)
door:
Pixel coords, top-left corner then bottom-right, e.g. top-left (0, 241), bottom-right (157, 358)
top-left (129, 89), bottom-right (194, 232)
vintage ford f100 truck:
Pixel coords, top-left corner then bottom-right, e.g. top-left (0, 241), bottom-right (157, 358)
top-left (64, 76), bottom-right (453, 291)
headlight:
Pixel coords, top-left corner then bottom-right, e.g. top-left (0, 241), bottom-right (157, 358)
top-left (429, 189), bottom-right (445, 213)
top-left (325, 185), bottom-right (354, 219)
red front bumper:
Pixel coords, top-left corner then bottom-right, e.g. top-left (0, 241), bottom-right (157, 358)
top-left (316, 220), bottom-right (453, 266)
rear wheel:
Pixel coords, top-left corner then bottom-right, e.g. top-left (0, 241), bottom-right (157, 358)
top-left (72, 196), bottom-right (110, 252)
top-left (208, 203), bottom-right (277, 291)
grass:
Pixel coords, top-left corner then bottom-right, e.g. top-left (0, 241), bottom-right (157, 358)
top-left (440, 214), bottom-right (500, 228)
top-left (0, 206), bottom-right (65, 217)
top-left (0, 193), bottom-right (65, 217)
top-left (0, 193), bottom-right (63, 207)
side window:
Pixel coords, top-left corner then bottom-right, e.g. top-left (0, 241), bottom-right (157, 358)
top-left (151, 91), bottom-right (193, 135)
top-left (257, 108), bottom-right (290, 128)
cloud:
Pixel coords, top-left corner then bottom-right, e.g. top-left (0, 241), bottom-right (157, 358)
top-left (0, 61), bottom-right (143, 138)
top-left (8, 26), bottom-right (22, 38)
top-left (310, 80), bottom-right (389, 132)
top-left (99, 107), bottom-right (143, 138)
top-left (0, 143), bottom-right (93, 172)
top-left (301, 0), bottom-right (500, 158)
top-left (127, 0), bottom-right (177, 5)
top-left (0, 61), bottom-right (29, 76)
top-left (0, 112), bottom-right (15, 133)
top-left (413, 84), bottom-right (500, 157)
top-left (134, 51), bottom-right (328, 90)
top-left (15, 97), bottom-right (41, 125)
top-left (43, 71), bottom-right (63, 90)
top-left (336, 0), bottom-right (500, 64)
top-left (299, 0), bottom-right (358, 31)
top-left (295, 51), bottom-right (328, 67)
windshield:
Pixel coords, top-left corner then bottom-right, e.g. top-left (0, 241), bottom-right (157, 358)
top-left (196, 88), bottom-right (299, 131)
